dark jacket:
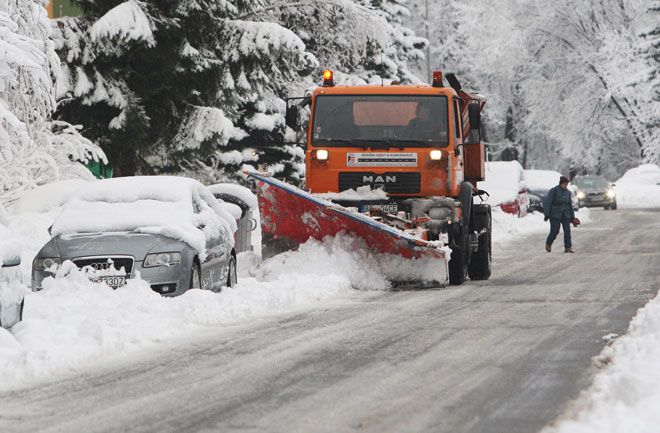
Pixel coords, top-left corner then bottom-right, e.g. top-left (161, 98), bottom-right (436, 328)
top-left (543, 185), bottom-right (575, 220)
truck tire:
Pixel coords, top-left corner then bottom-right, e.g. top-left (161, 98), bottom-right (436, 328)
top-left (449, 183), bottom-right (474, 285)
top-left (468, 204), bottom-right (492, 280)
top-left (448, 228), bottom-right (469, 285)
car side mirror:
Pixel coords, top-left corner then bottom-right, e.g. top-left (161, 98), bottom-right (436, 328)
top-left (1, 255), bottom-right (21, 267)
top-left (285, 105), bottom-right (299, 130)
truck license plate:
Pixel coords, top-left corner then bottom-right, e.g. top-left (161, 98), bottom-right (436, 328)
top-left (361, 203), bottom-right (398, 214)
top-left (95, 276), bottom-right (126, 288)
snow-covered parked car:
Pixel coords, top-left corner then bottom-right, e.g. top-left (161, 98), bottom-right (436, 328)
top-left (0, 206), bottom-right (24, 328)
top-left (478, 161), bottom-right (529, 217)
top-left (614, 164), bottom-right (660, 209)
top-left (32, 177), bottom-right (238, 296)
top-left (207, 183), bottom-right (261, 257)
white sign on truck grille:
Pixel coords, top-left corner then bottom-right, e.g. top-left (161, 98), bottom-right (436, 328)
top-left (346, 153), bottom-right (418, 167)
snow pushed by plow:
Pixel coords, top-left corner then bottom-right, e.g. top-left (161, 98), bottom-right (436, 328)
top-left (0, 232), bottom-right (430, 391)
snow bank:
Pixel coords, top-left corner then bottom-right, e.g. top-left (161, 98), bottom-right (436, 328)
top-left (0, 234), bottom-right (388, 391)
top-left (9, 179), bottom-right (87, 214)
top-left (615, 164), bottom-right (660, 209)
top-left (545, 289), bottom-right (660, 433)
top-left (478, 161), bottom-right (526, 206)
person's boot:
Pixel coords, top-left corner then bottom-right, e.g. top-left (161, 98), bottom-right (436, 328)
top-left (564, 247), bottom-right (575, 253)
top-left (545, 244), bottom-right (552, 253)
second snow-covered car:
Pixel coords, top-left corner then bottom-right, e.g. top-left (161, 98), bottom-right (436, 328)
top-left (32, 177), bottom-right (238, 296)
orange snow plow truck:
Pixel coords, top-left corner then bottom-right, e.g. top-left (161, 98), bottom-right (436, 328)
top-left (249, 71), bottom-right (491, 285)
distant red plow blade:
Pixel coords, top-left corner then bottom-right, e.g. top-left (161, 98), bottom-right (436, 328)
top-left (249, 173), bottom-right (447, 262)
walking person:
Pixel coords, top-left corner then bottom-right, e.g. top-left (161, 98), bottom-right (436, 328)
top-left (543, 176), bottom-right (580, 253)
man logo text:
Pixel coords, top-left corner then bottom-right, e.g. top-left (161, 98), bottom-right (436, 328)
top-left (362, 176), bottom-right (397, 183)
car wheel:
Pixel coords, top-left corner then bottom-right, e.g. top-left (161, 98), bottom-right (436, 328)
top-left (611, 201), bottom-right (617, 210)
top-left (189, 261), bottom-right (202, 290)
top-left (604, 205), bottom-right (610, 210)
top-left (226, 255), bottom-right (238, 288)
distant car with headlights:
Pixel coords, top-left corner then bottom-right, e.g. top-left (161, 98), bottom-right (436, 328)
top-left (573, 175), bottom-right (617, 209)
top-left (0, 207), bottom-right (24, 328)
top-left (32, 177), bottom-right (238, 296)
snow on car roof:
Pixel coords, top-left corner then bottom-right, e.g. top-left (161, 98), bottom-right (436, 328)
top-left (73, 176), bottom-right (199, 203)
top-left (524, 169), bottom-right (561, 191)
top-left (51, 176), bottom-right (236, 254)
top-left (478, 161), bottom-right (525, 206)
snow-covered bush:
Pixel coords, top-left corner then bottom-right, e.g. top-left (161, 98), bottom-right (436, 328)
top-left (0, 0), bottom-right (105, 205)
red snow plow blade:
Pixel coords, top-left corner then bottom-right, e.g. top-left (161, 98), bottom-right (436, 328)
top-left (249, 173), bottom-right (449, 264)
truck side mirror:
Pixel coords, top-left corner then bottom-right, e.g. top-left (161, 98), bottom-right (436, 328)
top-left (285, 105), bottom-right (299, 130)
top-left (468, 103), bottom-right (481, 130)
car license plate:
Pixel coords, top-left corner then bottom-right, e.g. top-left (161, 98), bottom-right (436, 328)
top-left (95, 276), bottom-right (126, 288)
top-left (361, 203), bottom-right (398, 214)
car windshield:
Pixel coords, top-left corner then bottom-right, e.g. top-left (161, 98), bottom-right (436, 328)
top-left (312, 95), bottom-right (449, 147)
top-left (574, 177), bottom-right (609, 189)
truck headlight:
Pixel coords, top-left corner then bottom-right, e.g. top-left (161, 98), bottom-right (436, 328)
top-left (577, 191), bottom-right (586, 199)
top-left (316, 149), bottom-right (329, 160)
top-left (607, 190), bottom-right (615, 198)
top-left (33, 257), bottom-right (62, 271)
top-left (144, 252), bottom-right (181, 267)
top-left (429, 150), bottom-right (442, 160)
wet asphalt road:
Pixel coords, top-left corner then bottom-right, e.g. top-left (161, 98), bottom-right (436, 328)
top-left (0, 208), bottom-right (658, 433)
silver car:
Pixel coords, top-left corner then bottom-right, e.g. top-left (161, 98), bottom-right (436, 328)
top-left (32, 176), bottom-right (238, 296)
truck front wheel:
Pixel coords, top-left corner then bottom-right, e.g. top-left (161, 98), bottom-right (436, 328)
top-left (449, 227), bottom-right (469, 285)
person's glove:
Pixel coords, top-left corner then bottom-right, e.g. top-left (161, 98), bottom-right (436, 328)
top-left (544, 215), bottom-right (549, 222)
top-left (572, 217), bottom-right (581, 227)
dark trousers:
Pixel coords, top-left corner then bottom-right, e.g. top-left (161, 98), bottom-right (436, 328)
top-left (546, 215), bottom-right (572, 248)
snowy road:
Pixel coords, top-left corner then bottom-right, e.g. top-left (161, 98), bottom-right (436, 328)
top-left (1, 209), bottom-right (659, 433)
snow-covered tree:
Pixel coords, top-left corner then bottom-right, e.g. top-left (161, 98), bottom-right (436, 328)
top-left (54, 0), bottom-right (317, 178)
top-left (0, 0), bottom-right (104, 204)
top-left (522, 0), bottom-right (658, 174)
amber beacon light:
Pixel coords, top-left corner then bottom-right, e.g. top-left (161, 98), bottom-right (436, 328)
top-left (323, 70), bottom-right (334, 87)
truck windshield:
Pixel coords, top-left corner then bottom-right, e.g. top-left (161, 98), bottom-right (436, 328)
top-left (312, 95), bottom-right (449, 147)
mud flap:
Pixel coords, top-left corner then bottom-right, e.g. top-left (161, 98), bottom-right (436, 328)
top-left (249, 173), bottom-right (449, 285)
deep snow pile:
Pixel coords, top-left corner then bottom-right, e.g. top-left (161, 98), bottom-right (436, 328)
top-left (545, 290), bottom-right (660, 433)
top-left (615, 164), bottom-right (660, 209)
top-left (0, 234), bottom-right (391, 391)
